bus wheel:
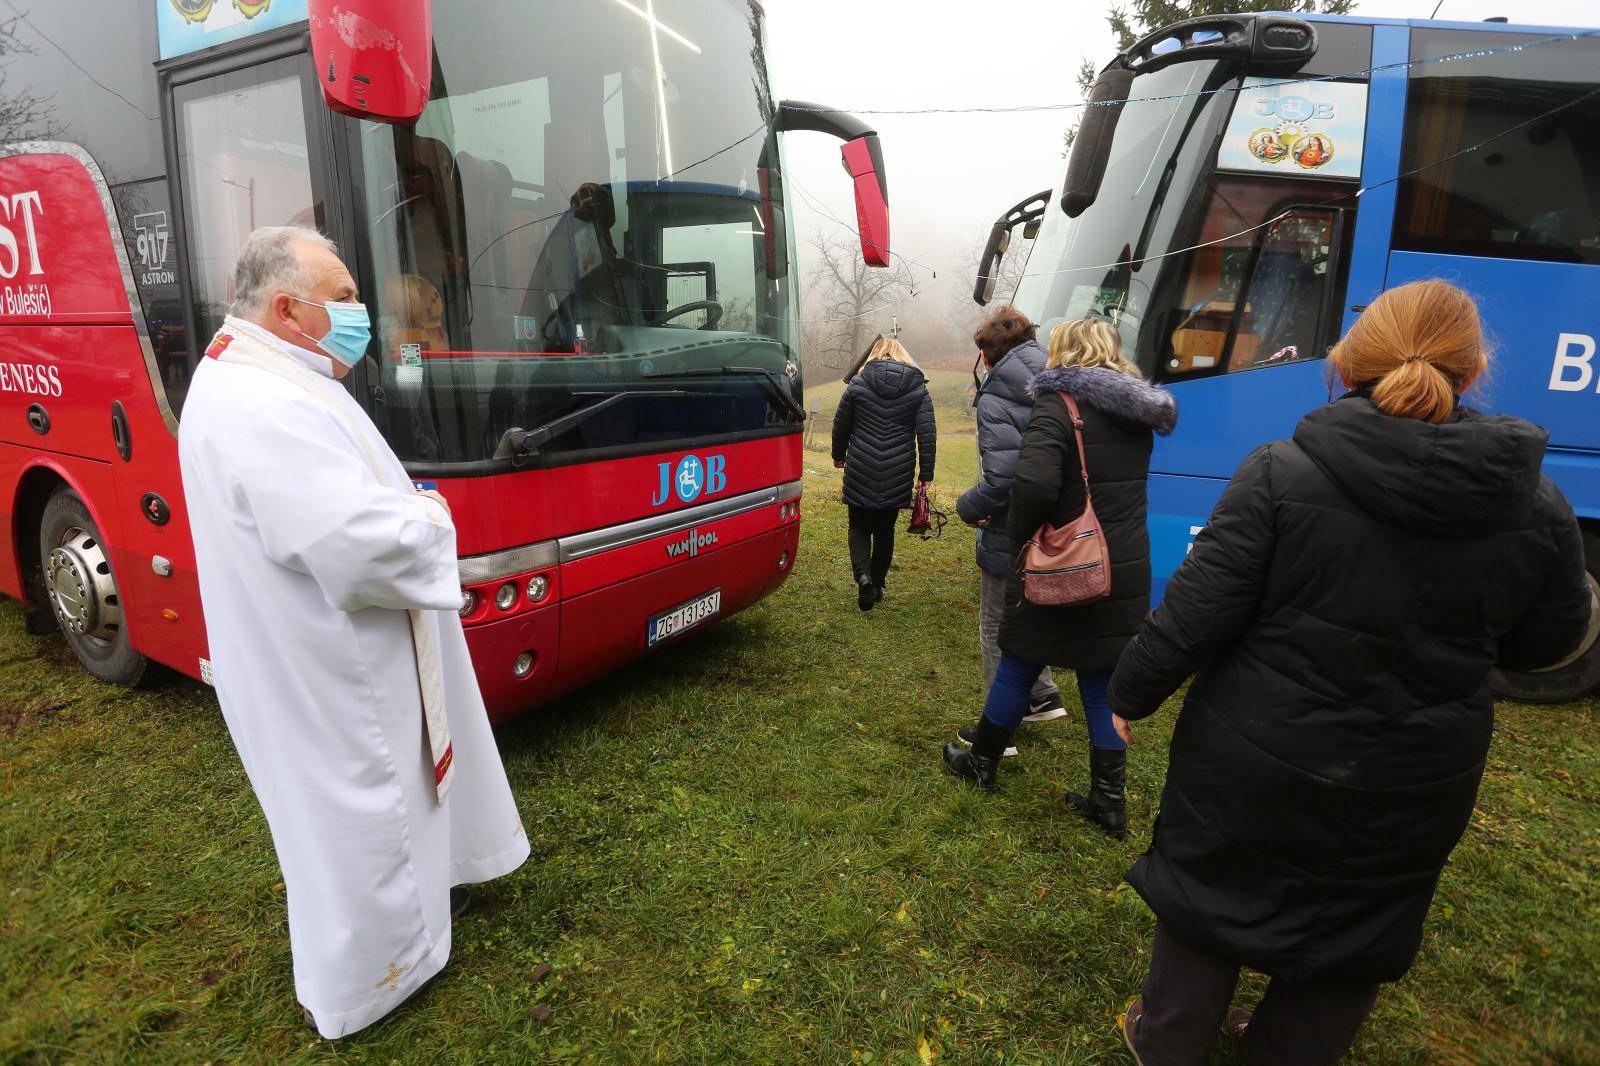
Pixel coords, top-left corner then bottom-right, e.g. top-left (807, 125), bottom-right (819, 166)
top-left (1489, 528), bottom-right (1600, 704)
top-left (37, 488), bottom-right (149, 687)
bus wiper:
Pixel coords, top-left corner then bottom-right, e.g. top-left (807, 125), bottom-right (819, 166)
top-left (493, 390), bottom-right (709, 466)
top-left (641, 365), bottom-right (806, 423)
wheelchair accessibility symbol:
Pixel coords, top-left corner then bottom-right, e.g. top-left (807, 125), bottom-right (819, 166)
top-left (651, 452), bottom-right (728, 507)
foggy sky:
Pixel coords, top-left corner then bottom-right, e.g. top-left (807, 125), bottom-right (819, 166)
top-left (763, 0), bottom-right (1600, 350)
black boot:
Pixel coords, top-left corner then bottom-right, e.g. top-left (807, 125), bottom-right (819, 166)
top-left (943, 716), bottom-right (1012, 791)
top-left (1066, 747), bottom-right (1127, 839)
top-left (857, 574), bottom-right (875, 612)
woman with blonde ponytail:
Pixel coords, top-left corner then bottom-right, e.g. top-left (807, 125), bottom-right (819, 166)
top-left (1108, 280), bottom-right (1592, 1064)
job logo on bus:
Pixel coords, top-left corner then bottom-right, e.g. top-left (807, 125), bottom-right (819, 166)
top-left (0, 189), bottom-right (50, 317)
top-left (651, 453), bottom-right (727, 507)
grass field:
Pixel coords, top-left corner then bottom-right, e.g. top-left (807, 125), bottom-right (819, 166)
top-left (2, 471), bottom-right (1598, 1063)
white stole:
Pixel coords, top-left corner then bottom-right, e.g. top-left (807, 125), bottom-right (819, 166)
top-left (209, 320), bottom-right (456, 803)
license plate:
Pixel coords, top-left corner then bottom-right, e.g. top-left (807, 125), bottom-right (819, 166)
top-left (647, 589), bottom-right (722, 646)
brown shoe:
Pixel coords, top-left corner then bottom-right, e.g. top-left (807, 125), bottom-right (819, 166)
top-left (1122, 998), bottom-right (1147, 1064)
top-left (301, 1004), bottom-right (320, 1036)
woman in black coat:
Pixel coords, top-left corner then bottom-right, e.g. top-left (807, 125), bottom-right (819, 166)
top-left (945, 317), bottom-right (1176, 833)
top-left (1112, 280), bottom-right (1592, 1065)
top-left (831, 337), bottom-right (936, 610)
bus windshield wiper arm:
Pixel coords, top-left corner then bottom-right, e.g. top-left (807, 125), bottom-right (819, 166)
top-left (641, 365), bottom-right (806, 423)
top-left (493, 390), bottom-right (708, 466)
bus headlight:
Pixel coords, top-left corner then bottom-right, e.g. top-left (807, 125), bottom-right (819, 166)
top-left (513, 651), bottom-right (536, 677)
top-left (526, 574), bottom-right (549, 603)
top-left (495, 582), bottom-right (519, 611)
top-left (459, 590), bottom-right (477, 617)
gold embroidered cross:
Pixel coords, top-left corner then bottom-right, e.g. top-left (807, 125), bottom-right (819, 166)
top-left (375, 962), bottom-right (412, 992)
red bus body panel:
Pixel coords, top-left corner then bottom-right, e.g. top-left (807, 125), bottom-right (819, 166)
top-left (439, 435), bottom-right (801, 553)
top-left (0, 146), bottom-right (804, 720)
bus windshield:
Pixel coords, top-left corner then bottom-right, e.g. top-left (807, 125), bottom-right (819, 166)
top-left (353, 0), bottom-right (798, 468)
top-left (1014, 48), bottom-right (1365, 381)
top-left (1013, 61), bottom-right (1230, 366)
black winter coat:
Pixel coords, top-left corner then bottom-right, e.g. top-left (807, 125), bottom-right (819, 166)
top-left (1110, 395), bottom-right (1591, 984)
top-left (999, 365), bottom-right (1177, 671)
top-left (957, 339), bottom-right (1050, 576)
top-left (831, 359), bottom-right (936, 509)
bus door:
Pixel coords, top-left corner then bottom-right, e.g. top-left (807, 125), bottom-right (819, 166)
top-left (122, 36), bottom-right (346, 672)
top-left (1381, 26), bottom-right (1600, 517)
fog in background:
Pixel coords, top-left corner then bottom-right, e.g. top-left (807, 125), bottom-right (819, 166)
top-left (762, 0), bottom-right (1600, 374)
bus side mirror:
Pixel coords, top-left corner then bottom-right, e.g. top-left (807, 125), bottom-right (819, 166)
top-left (308, 0), bottom-right (433, 125)
top-left (1062, 67), bottom-right (1135, 218)
top-left (841, 135), bottom-right (890, 267)
top-left (776, 100), bottom-right (892, 268)
top-left (975, 190), bottom-right (1051, 305)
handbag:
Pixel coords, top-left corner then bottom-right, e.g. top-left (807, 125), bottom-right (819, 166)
top-left (905, 482), bottom-right (946, 539)
top-left (1019, 393), bottom-right (1111, 606)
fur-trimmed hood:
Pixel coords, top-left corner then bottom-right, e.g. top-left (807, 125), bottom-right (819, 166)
top-left (1029, 365), bottom-right (1177, 436)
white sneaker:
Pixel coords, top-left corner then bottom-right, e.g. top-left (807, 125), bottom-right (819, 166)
top-left (1022, 703), bottom-right (1068, 724)
top-left (955, 725), bottom-right (1018, 758)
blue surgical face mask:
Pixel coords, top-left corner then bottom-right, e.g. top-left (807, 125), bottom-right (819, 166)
top-left (291, 295), bottom-right (372, 368)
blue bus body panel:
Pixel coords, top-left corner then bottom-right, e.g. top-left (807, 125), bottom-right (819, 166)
top-left (1148, 474), bottom-right (1234, 603)
top-left (1340, 24), bottom-right (1410, 336)
top-left (1387, 249), bottom-right (1600, 501)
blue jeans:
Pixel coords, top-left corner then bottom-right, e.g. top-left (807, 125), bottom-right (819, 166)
top-left (981, 652), bottom-right (1124, 750)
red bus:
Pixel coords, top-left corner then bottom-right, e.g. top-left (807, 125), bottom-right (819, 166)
top-left (0, 0), bottom-right (891, 719)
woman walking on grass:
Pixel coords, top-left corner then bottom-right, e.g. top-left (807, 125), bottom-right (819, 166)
top-left (957, 306), bottom-right (1065, 737)
top-left (1110, 280), bottom-right (1591, 1065)
top-left (831, 336), bottom-right (936, 611)
top-left (944, 317), bottom-right (1176, 838)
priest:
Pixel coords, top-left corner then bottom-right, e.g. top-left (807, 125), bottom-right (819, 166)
top-left (178, 226), bottom-right (529, 1039)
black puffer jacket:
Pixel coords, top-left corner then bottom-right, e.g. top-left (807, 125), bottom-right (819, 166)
top-left (1110, 395), bottom-right (1591, 984)
top-left (831, 359), bottom-right (936, 509)
top-left (998, 365), bottom-right (1177, 671)
top-left (957, 339), bottom-right (1050, 576)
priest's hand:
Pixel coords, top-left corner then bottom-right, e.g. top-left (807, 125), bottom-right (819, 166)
top-left (418, 489), bottom-right (452, 517)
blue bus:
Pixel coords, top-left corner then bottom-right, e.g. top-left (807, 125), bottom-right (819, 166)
top-left (976, 12), bottom-right (1600, 701)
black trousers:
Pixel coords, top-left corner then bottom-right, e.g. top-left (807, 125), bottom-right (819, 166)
top-left (1133, 922), bottom-right (1380, 1066)
top-left (847, 505), bottom-right (899, 588)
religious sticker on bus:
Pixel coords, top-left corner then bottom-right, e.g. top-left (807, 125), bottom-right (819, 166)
top-left (1217, 78), bottom-right (1368, 181)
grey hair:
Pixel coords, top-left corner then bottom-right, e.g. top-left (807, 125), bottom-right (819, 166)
top-left (229, 226), bottom-right (338, 319)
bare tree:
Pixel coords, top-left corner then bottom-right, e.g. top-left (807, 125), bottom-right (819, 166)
top-left (0, 15), bottom-right (63, 143)
top-left (802, 226), bottom-right (915, 374)
top-left (946, 231), bottom-right (1030, 344)
top-left (1062, 0), bottom-right (1355, 156)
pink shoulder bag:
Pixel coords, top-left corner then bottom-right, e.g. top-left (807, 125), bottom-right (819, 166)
top-left (1019, 393), bottom-right (1111, 606)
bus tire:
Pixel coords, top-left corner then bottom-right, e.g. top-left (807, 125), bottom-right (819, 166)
top-left (37, 487), bottom-right (150, 687)
top-left (1489, 526), bottom-right (1600, 704)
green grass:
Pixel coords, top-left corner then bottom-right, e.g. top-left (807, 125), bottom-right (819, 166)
top-left (2, 473), bottom-right (1598, 1063)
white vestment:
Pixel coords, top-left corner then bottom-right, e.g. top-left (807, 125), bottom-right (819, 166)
top-left (178, 317), bottom-right (529, 1039)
